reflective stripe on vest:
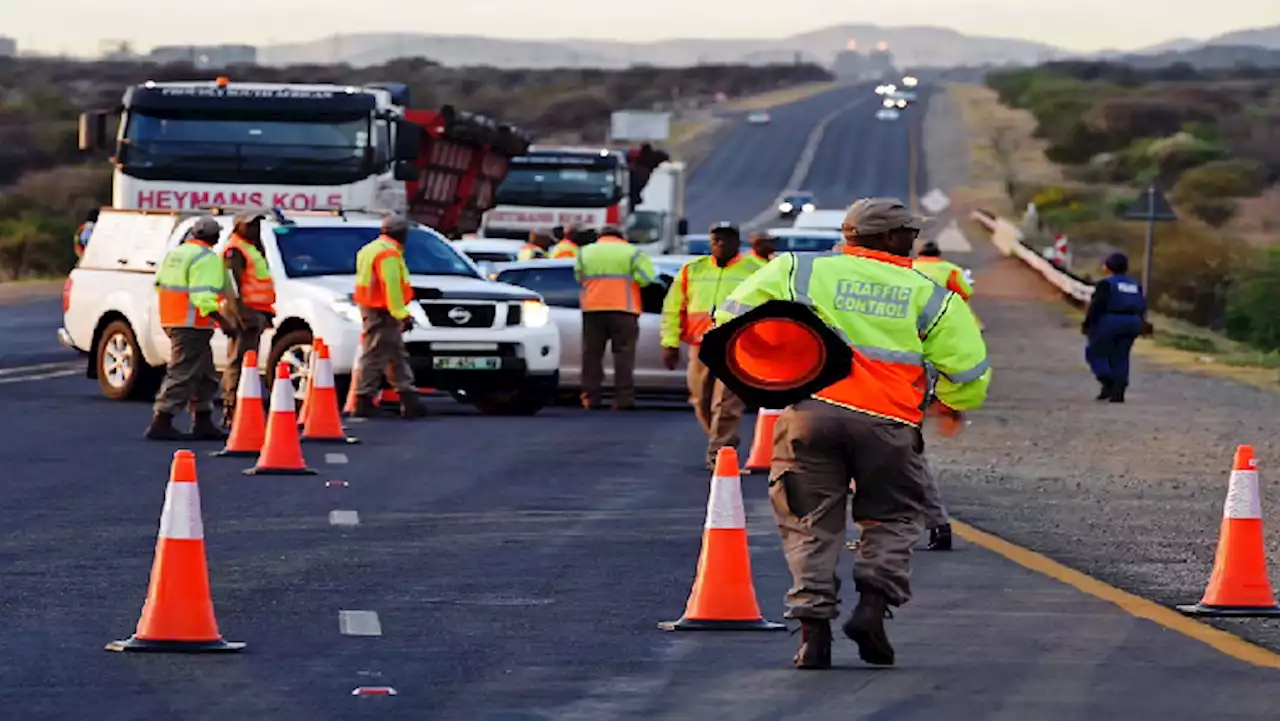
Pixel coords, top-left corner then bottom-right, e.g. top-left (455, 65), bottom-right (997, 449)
top-left (224, 236), bottom-right (277, 312)
top-left (354, 237), bottom-right (414, 311)
top-left (675, 254), bottom-right (763, 345)
top-left (577, 238), bottom-right (647, 313)
top-left (155, 241), bottom-right (222, 328)
top-left (549, 240), bottom-right (579, 259)
top-left (517, 244), bottom-right (548, 261)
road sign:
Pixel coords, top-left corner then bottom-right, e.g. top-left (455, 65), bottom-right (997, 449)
top-left (933, 220), bottom-right (972, 252)
top-left (1124, 185), bottom-right (1177, 222)
top-left (920, 188), bottom-right (950, 215)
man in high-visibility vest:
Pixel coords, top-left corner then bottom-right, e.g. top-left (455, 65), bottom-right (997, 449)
top-left (713, 197), bottom-right (990, 669)
top-left (660, 223), bottom-right (764, 469)
top-left (748, 231), bottom-right (776, 262)
top-left (517, 230), bottom-right (554, 261)
top-left (912, 240), bottom-right (974, 300)
top-left (218, 213), bottom-right (277, 428)
top-left (574, 225), bottom-right (657, 410)
top-left (549, 224), bottom-right (582, 259)
top-left (145, 215), bottom-right (229, 441)
top-left (73, 208), bottom-right (99, 260)
top-left (351, 214), bottom-right (427, 419)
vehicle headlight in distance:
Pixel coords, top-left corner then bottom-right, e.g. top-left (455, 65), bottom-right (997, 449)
top-left (779, 202), bottom-right (793, 213)
top-left (329, 297), bottom-right (362, 323)
top-left (521, 299), bottom-right (551, 328)
top-left (802, 203), bottom-right (816, 212)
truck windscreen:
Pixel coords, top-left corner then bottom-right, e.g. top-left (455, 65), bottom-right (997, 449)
top-left (274, 226), bottom-right (480, 279)
top-left (120, 112), bottom-right (373, 186)
top-left (493, 166), bottom-right (621, 208)
top-left (625, 210), bottom-right (663, 245)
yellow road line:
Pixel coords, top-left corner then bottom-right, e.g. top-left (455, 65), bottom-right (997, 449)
top-left (951, 520), bottom-right (1280, 669)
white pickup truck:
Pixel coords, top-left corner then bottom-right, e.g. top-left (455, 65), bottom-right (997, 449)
top-left (59, 208), bottom-right (562, 415)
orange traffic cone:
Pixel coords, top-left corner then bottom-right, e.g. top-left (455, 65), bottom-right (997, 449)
top-left (380, 388), bottom-right (401, 406)
top-left (344, 334), bottom-right (363, 416)
top-left (244, 362), bottom-right (317, 476)
top-left (296, 339), bottom-right (321, 428)
top-left (743, 408), bottom-right (783, 473)
top-left (106, 450), bottom-right (245, 653)
top-left (212, 350), bottom-right (266, 458)
top-left (658, 447), bottom-right (786, 632)
top-left (1178, 446), bottom-right (1280, 617)
top-left (303, 341), bottom-right (359, 445)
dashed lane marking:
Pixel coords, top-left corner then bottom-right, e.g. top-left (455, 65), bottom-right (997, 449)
top-left (325, 453), bottom-right (349, 464)
top-left (329, 510), bottom-right (360, 527)
top-left (338, 610), bottom-right (382, 636)
top-left (952, 520), bottom-right (1280, 669)
top-left (0, 361), bottom-right (80, 384)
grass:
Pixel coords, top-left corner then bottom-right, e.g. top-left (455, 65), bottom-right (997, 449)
top-left (719, 81), bottom-right (837, 111)
top-left (0, 277), bottom-right (64, 305)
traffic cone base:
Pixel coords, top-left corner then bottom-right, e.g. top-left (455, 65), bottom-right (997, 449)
top-left (212, 351), bottom-right (267, 458)
top-left (743, 408), bottom-right (783, 473)
top-left (245, 363), bottom-right (318, 476)
top-left (107, 637), bottom-right (246, 652)
top-left (658, 447), bottom-right (785, 633)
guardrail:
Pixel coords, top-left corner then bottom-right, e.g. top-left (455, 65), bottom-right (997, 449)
top-left (969, 209), bottom-right (1095, 306)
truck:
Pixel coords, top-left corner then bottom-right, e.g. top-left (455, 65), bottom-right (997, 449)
top-left (478, 145), bottom-right (686, 253)
top-left (59, 208), bottom-right (562, 415)
top-left (78, 78), bottom-right (530, 235)
top-left (627, 161), bottom-right (687, 255)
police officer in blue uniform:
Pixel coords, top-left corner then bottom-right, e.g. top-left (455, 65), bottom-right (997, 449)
top-left (1083, 252), bottom-right (1147, 403)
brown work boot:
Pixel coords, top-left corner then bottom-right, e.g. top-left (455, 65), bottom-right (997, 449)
top-left (143, 411), bottom-right (186, 441)
top-left (190, 411), bottom-right (228, 441)
top-left (926, 524), bottom-right (953, 551)
top-left (350, 395), bottom-right (378, 418)
top-left (842, 591), bottom-right (896, 666)
top-left (399, 391), bottom-right (428, 419)
top-left (793, 619), bottom-right (832, 670)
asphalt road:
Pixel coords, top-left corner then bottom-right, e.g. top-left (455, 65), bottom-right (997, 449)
top-left (0, 298), bottom-right (76, 369)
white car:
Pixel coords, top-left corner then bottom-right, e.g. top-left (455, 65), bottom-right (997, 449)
top-left (60, 208), bottom-right (562, 415)
top-left (876, 108), bottom-right (901, 121)
top-left (450, 237), bottom-right (527, 278)
top-left (792, 209), bottom-right (847, 232)
top-left (746, 111), bottom-right (771, 125)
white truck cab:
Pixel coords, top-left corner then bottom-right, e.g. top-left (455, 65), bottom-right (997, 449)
top-left (60, 208), bottom-right (561, 415)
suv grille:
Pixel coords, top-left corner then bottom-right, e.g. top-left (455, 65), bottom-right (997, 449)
top-left (421, 302), bottom-right (496, 328)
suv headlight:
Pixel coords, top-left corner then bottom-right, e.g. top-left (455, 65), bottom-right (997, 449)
top-left (802, 203), bottom-right (816, 212)
top-left (329, 297), bottom-right (362, 324)
top-left (779, 202), bottom-right (793, 213)
top-left (521, 300), bottom-right (551, 328)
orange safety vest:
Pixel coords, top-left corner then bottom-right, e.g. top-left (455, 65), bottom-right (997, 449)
top-left (353, 236), bottom-right (415, 311)
top-left (223, 235), bottom-right (277, 313)
top-left (576, 237), bottom-right (655, 314)
top-left (155, 239), bottom-right (222, 329)
top-left (550, 239), bottom-right (579, 259)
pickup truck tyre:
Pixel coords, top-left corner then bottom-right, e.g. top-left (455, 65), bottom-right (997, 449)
top-left (266, 329), bottom-right (353, 406)
top-left (470, 387), bottom-right (547, 416)
top-left (96, 320), bottom-right (161, 401)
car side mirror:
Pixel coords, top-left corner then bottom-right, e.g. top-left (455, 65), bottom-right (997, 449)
top-left (394, 119), bottom-right (422, 162)
top-left (677, 218), bottom-right (689, 236)
top-left (392, 160), bottom-right (417, 181)
top-left (78, 111), bottom-right (109, 151)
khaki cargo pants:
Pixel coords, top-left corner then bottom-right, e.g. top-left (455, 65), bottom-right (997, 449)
top-left (219, 310), bottom-right (267, 411)
top-left (581, 311), bottom-right (639, 407)
top-left (154, 327), bottom-right (220, 416)
top-left (355, 308), bottom-right (417, 398)
top-left (920, 363), bottom-right (950, 529)
top-left (686, 351), bottom-right (746, 465)
top-left (770, 399), bottom-right (929, 618)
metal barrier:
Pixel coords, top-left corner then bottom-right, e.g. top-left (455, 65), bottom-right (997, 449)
top-left (970, 210), bottom-right (1095, 306)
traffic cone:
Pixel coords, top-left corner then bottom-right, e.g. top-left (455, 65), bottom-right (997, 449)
top-left (380, 388), bottom-right (401, 407)
top-left (658, 447), bottom-right (785, 632)
top-left (296, 339), bottom-right (320, 428)
top-left (343, 334), bottom-right (363, 416)
top-left (106, 450), bottom-right (245, 653)
top-left (244, 362), bottom-right (317, 476)
top-left (212, 350), bottom-right (266, 458)
top-left (1177, 446), bottom-right (1280, 617)
top-left (743, 408), bottom-right (783, 473)
top-left (303, 340), bottom-right (359, 445)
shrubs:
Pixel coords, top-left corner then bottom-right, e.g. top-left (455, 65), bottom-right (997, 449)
top-left (1173, 158), bottom-right (1270, 201)
top-left (1225, 246), bottom-right (1280, 351)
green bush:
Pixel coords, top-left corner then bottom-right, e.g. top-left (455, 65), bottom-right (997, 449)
top-left (1173, 158), bottom-right (1270, 202)
top-left (1225, 246), bottom-right (1280, 351)
top-left (1184, 198), bottom-right (1238, 227)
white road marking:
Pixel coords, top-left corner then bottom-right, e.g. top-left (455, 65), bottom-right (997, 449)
top-left (338, 610), bottom-right (382, 636)
top-left (0, 361), bottom-right (79, 376)
top-left (324, 453), bottom-right (349, 465)
top-left (329, 510), bottom-right (360, 526)
top-left (0, 369), bottom-right (80, 385)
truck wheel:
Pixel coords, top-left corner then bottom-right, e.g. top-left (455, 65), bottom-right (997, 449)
top-left (266, 329), bottom-right (314, 404)
top-left (471, 388), bottom-right (547, 416)
top-left (96, 320), bottom-right (160, 401)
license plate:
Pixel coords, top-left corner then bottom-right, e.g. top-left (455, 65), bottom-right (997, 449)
top-left (432, 356), bottom-right (501, 371)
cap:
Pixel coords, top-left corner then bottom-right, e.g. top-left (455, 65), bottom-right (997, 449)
top-left (842, 197), bottom-right (931, 236)
top-left (1104, 252), bottom-right (1129, 274)
top-left (232, 212), bottom-right (265, 226)
top-left (381, 214), bottom-right (410, 235)
top-left (600, 224), bottom-right (625, 239)
top-left (918, 240), bottom-right (941, 256)
top-left (190, 216), bottom-right (221, 241)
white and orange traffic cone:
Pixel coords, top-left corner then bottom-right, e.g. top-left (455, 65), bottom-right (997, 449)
top-left (742, 408), bottom-right (783, 473)
top-left (344, 334), bottom-right (364, 416)
top-left (107, 450), bottom-right (245, 652)
top-left (296, 339), bottom-right (320, 428)
top-left (1178, 446), bottom-right (1280, 617)
top-left (244, 362), bottom-right (317, 476)
top-left (213, 350), bottom-right (267, 458)
top-left (303, 341), bottom-right (359, 445)
top-left (659, 447), bottom-right (786, 632)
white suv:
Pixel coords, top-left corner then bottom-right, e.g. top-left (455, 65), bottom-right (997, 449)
top-left (59, 208), bottom-right (561, 415)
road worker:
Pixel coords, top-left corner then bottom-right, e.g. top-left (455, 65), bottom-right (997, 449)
top-left (713, 197), bottom-right (990, 669)
top-left (574, 224), bottom-right (657, 410)
top-left (145, 215), bottom-right (229, 441)
top-left (749, 231), bottom-right (776, 262)
top-left (350, 214), bottom-right (427, 419)
top-left (661, 223), bottom-right (765, 469)
top-left (73, 208), bottom-right (98, 260)
top-left (218, 213), bottom-right (277, 428)
top-left (549, 223), bottom-right (582, 259)
top-left (1083, 251), bottom-right (1147, 403)
top-left (912, 240), bottom-right (974, 300)
top-left (517, 230), bottom-right (554, 261)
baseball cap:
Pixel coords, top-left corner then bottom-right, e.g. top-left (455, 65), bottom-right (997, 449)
top-left (232, 211), bottom-right (265, 226)
top-left (189, 216), bottom-right (221, 241)
top-left (381, 213), bottom-right (410, 235)
top-left (842, 197), bottom-right (932, 236)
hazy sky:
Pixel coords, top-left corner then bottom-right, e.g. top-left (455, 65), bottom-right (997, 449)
top-left (1, 0), bottom-right (1275, 54)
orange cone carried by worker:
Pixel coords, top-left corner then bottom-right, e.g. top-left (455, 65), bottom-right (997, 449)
top-left (303, 340), bottom-right (359, 445)
top-left (1178, 446), bottom-right (1280, 617)
top-left (743, 408), bottom-right (783, 473)
top-left (659, 447), bottom-right (786, 631)
top-left (244, 362), bottom-right (317, 476)
top-left (212, 350), bottom-right (266, 458)
top-left (296, 339), bottom-right (320, 428)
top-left (106, 450), bottom-right (245, 653)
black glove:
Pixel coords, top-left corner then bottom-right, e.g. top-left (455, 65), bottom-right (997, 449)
top-left (400, 316), bottom-right (415, 333)
top-left (263, 312), bottom-right (275, 328)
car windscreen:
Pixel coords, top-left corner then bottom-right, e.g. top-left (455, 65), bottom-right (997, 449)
top-left (275, 226), bottom-right (480, 279)
top-left (685, 236), bottom-right (711, 254)
top-left (493, 167), bottom-right (619, 207)
top-left (773, 235), bottom-right (840, 252)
